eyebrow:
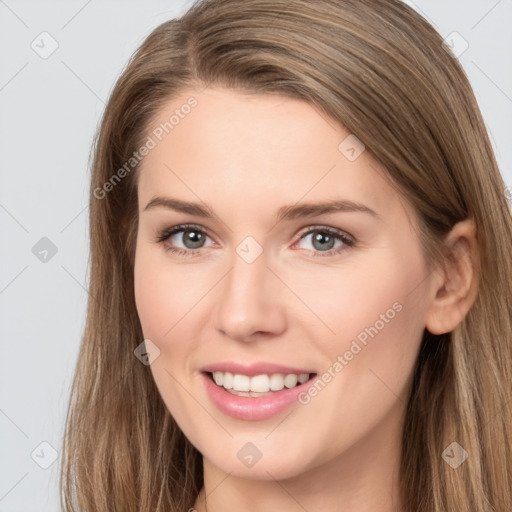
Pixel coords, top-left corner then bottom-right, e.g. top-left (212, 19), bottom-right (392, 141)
top-left (143, 196), bottom-right (380, 222)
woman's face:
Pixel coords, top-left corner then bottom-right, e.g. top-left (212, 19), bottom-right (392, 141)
top-left (134, 87), bottom-right (434, 480)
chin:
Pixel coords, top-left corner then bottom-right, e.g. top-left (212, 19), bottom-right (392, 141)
top-left (198, 435), bottom-right (320, 481)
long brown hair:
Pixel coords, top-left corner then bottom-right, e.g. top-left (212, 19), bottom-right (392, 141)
top-left (60, 1), bottom-right (512, 510)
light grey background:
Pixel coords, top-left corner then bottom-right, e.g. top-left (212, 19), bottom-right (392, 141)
top-left (1, 1), bottom-right (511, 510)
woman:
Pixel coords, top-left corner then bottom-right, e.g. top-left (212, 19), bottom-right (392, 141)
top-left (60, 1), bottom-right (512, 510)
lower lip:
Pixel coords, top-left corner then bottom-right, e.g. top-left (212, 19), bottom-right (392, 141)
top-left (201, 372), bottom-right (315, 421)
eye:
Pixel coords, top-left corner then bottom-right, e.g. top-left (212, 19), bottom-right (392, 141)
top-left (294, 226), bottom-right (354, 257)
top-left (154, 224), bottom-right (213, 257)
top-left (154, 224), bottom-right (355, 258)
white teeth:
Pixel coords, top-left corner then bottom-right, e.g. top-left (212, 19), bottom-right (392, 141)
top-left (232, 374), bottom-right (251, 392)
top-left (223, 372), bottom-right (233, 389)
top-left (211, 371), bottom-right (312, 393)
top-left (213, 371), bottom-right (223, 386)
top-left (284, 374), bottom-right (298, 388)
top-left (269, 373), bottom-right (285, 391)
top-left (250, 374), bottom-right (270, 392)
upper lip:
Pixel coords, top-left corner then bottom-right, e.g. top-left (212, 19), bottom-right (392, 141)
top-left (201, 362), bottom-right (316, 377)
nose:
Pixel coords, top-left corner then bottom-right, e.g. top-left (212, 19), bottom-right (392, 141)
top-left (212, 244), bottom-right (287, 342)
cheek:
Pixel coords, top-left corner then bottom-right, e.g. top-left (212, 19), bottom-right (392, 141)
top-left (133, 245), bottom-right (201, 424)
top-left (134, 244), bottom-right (195, 339)
top-left (134, 251), bottom-right (167, 338)
top-left (290, 258), bottom-right (427, 464)
top-left (339, 258), bottom-right (427, 400)
top-left (293, 250), bottom-right (425, 350)
top-left (309, 249), bottom-right (428, 400)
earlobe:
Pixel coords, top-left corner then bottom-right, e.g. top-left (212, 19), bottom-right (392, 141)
top-left (425, 219), bottom-right (479, 335)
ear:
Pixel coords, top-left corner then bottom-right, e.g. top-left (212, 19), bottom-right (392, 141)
top-left (425, 219), bottom-right (479, 335)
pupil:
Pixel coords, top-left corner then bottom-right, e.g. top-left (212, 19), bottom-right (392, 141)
top-left (185, 230), bottom-right (204, 248)
top-left (313, 231), bottom-right (334, 251)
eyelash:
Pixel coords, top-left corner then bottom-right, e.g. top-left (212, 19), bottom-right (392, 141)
top-left (154, 223), bottom-right (355, 258)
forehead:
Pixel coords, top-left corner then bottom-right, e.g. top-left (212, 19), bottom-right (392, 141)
top-left (137, 87), bottom-right (410, 226)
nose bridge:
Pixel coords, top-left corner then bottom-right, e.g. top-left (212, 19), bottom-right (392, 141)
top-left (222, 240), bottom-right (271, 313)
top-left (213, 238), bottom-right (285, 340)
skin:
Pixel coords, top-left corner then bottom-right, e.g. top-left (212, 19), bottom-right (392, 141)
top-left (133, 87), bottom-right (478, 512)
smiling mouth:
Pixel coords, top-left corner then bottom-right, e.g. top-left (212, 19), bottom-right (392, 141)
top-left (206, 371), bottom-right (317, 397)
